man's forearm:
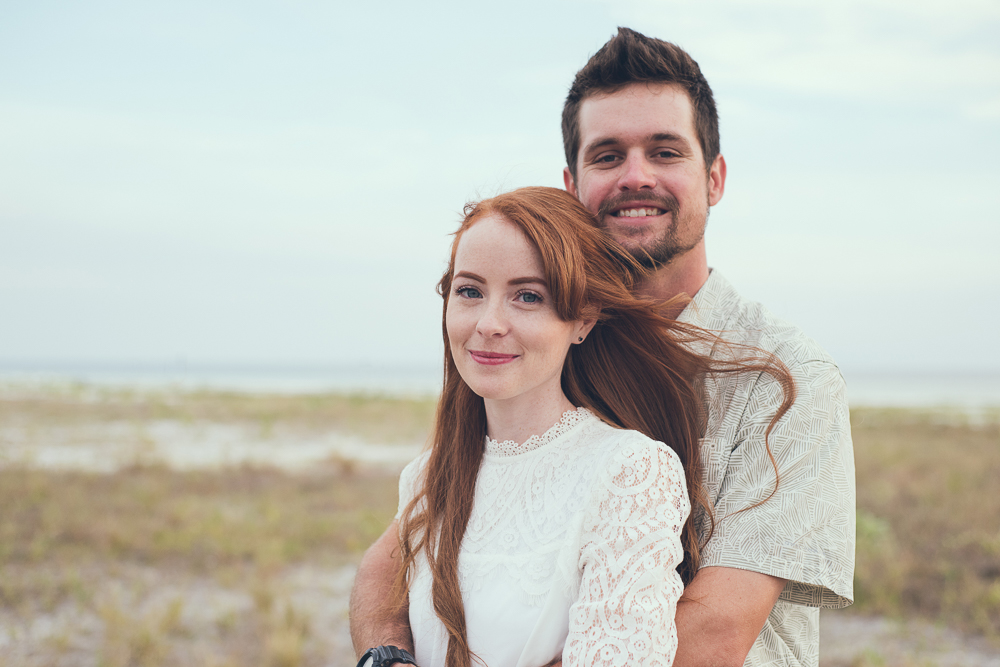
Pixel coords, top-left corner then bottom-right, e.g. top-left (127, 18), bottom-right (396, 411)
top-left (672, 566), bottom-right (785, 667)
top-left (349, 522), bottom-right (415, 657)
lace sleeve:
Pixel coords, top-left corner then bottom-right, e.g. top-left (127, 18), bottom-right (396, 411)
top-left (564, 435), bottom-right (690, 667)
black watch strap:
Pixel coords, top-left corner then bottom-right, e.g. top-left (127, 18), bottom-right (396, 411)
top-left (357, 645), bottom-right (418, 667)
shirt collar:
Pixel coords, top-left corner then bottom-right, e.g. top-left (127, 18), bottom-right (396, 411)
top-left (678, 268), bottom-right (732, 330)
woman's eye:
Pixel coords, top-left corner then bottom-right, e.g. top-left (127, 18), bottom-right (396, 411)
top-left (517, 291), bottom-right (542, 303)
top-left (456, 286), bottom-right (482, 299)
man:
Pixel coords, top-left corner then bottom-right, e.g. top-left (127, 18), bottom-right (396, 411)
top-left (351, 27), bottom-right (855, 667)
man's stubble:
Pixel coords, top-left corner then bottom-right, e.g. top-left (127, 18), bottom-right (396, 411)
top-left (596, 191), bottom-right (708, 269)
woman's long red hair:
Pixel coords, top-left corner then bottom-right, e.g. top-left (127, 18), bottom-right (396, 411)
top-left (393, 187), bottom-right (793, 667)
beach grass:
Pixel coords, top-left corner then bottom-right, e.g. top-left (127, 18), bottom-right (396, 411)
top-left (0, 382), bottom-right (438, 444)
top-left (0, 465), bottom-right (399, 667)
top-left (0, 387), bottom-right (998, 664)
top-left (850, 406), bottom-right (1000, 638)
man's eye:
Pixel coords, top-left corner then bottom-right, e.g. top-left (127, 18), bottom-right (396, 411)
top-left (456, 286), bottom-right (482, 299)
top-left (595, 154), bottom-right (619, 164)
top-left (654, 150), bottom-right (680, 159)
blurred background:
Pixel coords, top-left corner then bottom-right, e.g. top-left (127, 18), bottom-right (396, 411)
top-left (1, 2), bottom-right (999, 666)
top-left (2, 0), bottom-right (998, 404)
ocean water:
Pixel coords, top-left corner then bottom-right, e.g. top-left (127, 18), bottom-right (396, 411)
top-left (1, 364), bottom-right (998, 409)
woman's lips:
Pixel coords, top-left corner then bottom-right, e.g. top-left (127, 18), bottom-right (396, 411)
top-left (469, 350), bottom-right (519, 365)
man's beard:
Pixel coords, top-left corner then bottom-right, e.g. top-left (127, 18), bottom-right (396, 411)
top-left (596, 192), bottom-right (706, 269)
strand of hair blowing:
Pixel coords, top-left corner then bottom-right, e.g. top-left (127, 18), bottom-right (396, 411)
top-left (392, 187), bottom-right (794, 667)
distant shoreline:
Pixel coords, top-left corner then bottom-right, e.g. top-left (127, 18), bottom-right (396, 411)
top-left (1, 364), bottom-right (998, 409)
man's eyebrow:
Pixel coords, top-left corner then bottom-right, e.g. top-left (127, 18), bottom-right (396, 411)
top-left (649, 132), bottom-right (690, 147)
top-left (582, 137), bottom-right (619, 155)
top-left (583, 132), bottom-right (693, 156)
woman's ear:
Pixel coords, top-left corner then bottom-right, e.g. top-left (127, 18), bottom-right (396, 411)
top-left (573, 318), bottom-right (597, 344)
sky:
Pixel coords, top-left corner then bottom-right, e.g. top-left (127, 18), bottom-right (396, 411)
top-left (1, 0), bottom-right (998, 376)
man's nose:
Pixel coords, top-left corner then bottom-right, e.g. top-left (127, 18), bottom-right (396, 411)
top-left (618, 152), bottom-right (656, 191)
top-left (476, 299), bottom-right (508, 337)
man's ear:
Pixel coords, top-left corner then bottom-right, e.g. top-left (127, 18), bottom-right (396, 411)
top-left (563, 167), bottom-right (578, 197)
top-left (708, 154), bottom-right (726, 207)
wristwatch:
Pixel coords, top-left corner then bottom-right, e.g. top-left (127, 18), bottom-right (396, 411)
top-left (356, 645), bottom-right (418, 667)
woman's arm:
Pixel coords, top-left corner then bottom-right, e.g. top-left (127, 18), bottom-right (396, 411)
top-left (563, 436), bottom-right (690, 667)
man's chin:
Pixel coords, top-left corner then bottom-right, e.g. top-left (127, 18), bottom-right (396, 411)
top-left (604, 212), bottom-right (668, 229)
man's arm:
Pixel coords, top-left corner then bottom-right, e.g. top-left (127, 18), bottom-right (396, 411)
top-left (349, 521), bottom-right (415, 658)
top-left (673, 566), bottom-right (785, 667)
top-left (536, 567), bottom-right (782, 667)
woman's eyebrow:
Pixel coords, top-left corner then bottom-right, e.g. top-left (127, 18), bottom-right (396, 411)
top-left (454, 271), bottom-right (486, 282)
top-left (509, 276), bottom-right (547, 287)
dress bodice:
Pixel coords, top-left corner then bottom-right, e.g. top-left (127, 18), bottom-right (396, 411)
top-left (398, 408), bottom-right (690, 667)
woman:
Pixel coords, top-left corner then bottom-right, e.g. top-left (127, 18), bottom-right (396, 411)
top-left (392, 187), bottom-right (791, 667)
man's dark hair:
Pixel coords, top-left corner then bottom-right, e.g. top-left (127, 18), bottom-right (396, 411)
top-left (562, 27), bottom-right (720, 180)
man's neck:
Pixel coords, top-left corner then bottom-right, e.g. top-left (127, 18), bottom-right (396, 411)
top-left (636, 242), bottom-right (710, 318)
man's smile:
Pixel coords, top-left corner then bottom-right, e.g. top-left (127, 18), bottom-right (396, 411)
top-left (613, 207), bottom-right (666, 218)
top-left (596, 192), bottom-right (679, 226)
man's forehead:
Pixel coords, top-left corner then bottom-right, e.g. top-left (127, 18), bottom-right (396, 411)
top-left (576, 82), bottom-right (700, 159)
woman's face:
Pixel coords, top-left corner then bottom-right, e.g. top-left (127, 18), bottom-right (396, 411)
top-left (446, 214), bottom-right (591, 405)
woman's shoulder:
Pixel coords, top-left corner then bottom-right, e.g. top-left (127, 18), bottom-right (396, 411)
top-left (573, 419), bottom-right (684, 489)
top-left (580, 425), bottom-right (691, 529)
top-left (398, 449), bottom-right (432, 494)
top-left (583, 418), bottom-right (682, 466)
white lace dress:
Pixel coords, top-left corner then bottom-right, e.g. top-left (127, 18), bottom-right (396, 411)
top-left (397, 408), bottom-right (690, 667)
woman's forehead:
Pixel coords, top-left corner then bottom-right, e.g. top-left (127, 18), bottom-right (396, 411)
top-left (454, 215), bottom-right (545, 278)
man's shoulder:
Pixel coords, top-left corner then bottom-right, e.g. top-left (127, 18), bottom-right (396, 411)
top-left (689, 271), bottom-right (838, 372)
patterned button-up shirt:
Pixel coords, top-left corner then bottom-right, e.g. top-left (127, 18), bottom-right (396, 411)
top-left (679, 271), bottom-right (855, 667)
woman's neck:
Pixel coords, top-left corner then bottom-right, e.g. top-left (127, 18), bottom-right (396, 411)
top-left (483, 384), bottom-right (575, 445)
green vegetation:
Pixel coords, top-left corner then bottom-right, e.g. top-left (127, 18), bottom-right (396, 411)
top-left (0, 466), bottom-right (399, 667)
top-left (851, 407), bottom-right (1000, 638)
top-left (0, 466), bottom-right (398, 574)
top-left (1, 387), bottom-right (998, 664)
top-left (0, 383), bottom-right (438, 443)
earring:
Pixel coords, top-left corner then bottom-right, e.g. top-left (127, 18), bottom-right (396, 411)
top-left (578, 337), bottom-right (584, 342)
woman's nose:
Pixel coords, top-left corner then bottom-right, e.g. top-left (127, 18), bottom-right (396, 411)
top-left (476, 299), bottom-right (508, 337)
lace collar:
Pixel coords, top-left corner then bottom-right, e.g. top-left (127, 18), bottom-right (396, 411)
top-left (485, 407), bottom-right (593, 457)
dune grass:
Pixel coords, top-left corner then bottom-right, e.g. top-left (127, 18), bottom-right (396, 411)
top-left (1, 388), bottom-right (998, 664)
top-left (0, 466), bottom-right (398, 577)
top-left (850, 407), bottom-right (1000, 638)
top-left (0, 465), bottom-right (399, 667)
top-left (0, 383), bottom-right (438, 443)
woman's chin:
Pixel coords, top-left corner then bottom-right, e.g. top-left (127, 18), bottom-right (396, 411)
top-left (464, 382), bottom-right (514, 402)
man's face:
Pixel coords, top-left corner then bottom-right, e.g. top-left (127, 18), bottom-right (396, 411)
top-left (563, 82), bottom-right (725, 267)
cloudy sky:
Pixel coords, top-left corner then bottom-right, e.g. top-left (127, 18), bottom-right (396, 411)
top-left (2, 0), bottom-right (998, 376)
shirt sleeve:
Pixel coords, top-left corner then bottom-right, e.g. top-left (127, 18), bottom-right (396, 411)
top-left (396, 450), bottom-right (431, 521)
top-left (564, 434), bottom-right (690, 667)
top-left (701, 359), bottom-right (856, 607)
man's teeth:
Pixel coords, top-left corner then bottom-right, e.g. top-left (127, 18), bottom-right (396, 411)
top-left (615, 208), bottom-right (663, 218)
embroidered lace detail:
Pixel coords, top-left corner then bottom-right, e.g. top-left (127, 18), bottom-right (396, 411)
top-left (485, 406), bottom-right (592, 457)
top-left (398, 420), bottom-right (690, 666)
top-left (564, 439), bottom-right (689, 666)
